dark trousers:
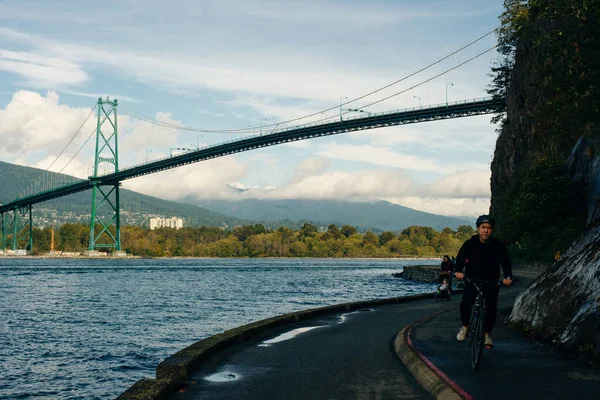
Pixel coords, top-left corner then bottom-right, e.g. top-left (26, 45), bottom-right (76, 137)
top-left (459, 281), bottom-right (500, 333)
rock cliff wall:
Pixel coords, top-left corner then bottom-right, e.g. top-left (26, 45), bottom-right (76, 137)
top-left (489, 35), bottom-right (535, 228)
top-left (497, 4), bottom-right (600, 362)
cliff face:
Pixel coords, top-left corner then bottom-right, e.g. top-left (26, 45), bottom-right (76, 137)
top-left (493, 4), bottom-right (600, 361)
top-left (489, 35), bottom-right (535, 227)
top-left (509, 137), bottom-right (600, 359)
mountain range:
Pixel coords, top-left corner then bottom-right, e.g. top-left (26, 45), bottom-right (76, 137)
top-left (197, 198), bottom-right (471, 231)
top-left (0, 161), bottom-right (471, 231)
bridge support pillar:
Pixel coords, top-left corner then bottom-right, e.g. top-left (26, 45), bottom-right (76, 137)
top-left (88, 97), bottom-right (122, 253)
top-left (4, 206), bottom-right (33, 253)
top-left (1, 212), bottom-right (5, 253)
top-left (12, 208), bottom-right (17, 250)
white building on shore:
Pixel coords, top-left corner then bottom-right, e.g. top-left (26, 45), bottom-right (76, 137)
top-left (149, 217), bottom-right (184, 230)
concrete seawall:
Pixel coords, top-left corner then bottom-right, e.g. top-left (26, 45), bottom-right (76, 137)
top-left (117, 291), bottom-right (436, 400)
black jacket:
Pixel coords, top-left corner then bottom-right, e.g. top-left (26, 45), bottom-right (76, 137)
top-left (440, 260), bottom-right (453, 273)
top-left (454, 235), bottom-right (512, 281)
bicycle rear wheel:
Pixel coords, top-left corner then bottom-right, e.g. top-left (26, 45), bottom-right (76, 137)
top-left (471, 305), bottom-right (485, 370)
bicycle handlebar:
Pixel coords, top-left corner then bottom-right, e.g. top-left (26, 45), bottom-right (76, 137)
top-left (464, 277), bottom-right (511, 288)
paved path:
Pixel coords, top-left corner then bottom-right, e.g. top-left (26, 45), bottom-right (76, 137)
top-left (169, 270), bottom-right (600, 399)
top-left (407, 273), bottom-right (600, 399)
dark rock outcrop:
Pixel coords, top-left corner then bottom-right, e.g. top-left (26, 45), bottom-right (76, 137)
top-left (509, 224), bottom-right (600, 360)
top-left (568, 137), bottom-right (600, 225)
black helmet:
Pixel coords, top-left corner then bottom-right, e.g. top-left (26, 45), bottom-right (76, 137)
top-left (476, 214), bottom-right (495, 227)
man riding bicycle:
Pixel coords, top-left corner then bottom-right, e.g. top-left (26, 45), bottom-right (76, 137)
top-left (454, 215), bottom-right (513, 348)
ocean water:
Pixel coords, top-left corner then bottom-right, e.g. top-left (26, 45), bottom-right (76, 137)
top-left (0, 257), bottom-right (438, 399)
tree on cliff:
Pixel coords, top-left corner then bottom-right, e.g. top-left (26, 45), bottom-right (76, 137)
top-left (487, 0), bottom-right (528, 126)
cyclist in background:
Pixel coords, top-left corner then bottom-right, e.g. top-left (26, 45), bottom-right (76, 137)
top-left (454, 215), bottom-right (513, 348)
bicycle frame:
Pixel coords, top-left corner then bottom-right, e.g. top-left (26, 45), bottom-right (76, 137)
top-left (460, 277), bottom-right (506, 370)
top-left (467, 279), bottom-right (486, 371)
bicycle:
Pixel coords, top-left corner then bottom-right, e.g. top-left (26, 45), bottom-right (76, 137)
top-left (464, 277), bottom-right (502, 371)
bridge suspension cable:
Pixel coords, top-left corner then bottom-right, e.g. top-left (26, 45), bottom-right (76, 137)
top-left (58, 102), bottom-right (122, 176)
top-left (344, 44), bottom-right (500, 116)
top-left (119, 25), bottom-right (502, 134)
top-left (58, 126), bottom-right (97, 174)
top-left (16, 103), bottom-right (96, 199)
top-left (46, 104), bottom-right (95, 171)
top-left (121, 42), bottom-right (500, 134)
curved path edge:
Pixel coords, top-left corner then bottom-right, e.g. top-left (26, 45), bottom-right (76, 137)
top-left (118, 291), bottom-right (435, 400)
top-left (394, 307), bottom-right (472, 400)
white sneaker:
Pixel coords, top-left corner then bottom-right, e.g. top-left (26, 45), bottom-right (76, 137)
top-left (484, 333), bottom-right (494, 348)
top-left (456, 326), bottom-right (468, 341)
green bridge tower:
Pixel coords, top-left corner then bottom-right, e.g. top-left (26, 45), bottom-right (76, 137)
top-left (87, 97), bottom-right (124, 255)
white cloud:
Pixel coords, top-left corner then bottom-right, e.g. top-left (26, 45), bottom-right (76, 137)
top-left (418, 169), bottom-right (490, 198)
top-left (292, 158), bottom-right (330, 182)
top-left (122, 156), bottom-right (248, 200)
top-left (0, 49), bottom-right (88, 88)
top-left (225, 164), bottom-right (489, 216)
top-left (384, 196), bottom-right (490, 218)
top-left (317, 143), bottom-right (447, 173)
top-left (0, 90), bottom-right (95, 161)
top-left (119, 112), bottom-right (182, 155)
top-left (0, 90), bottom-right (188, 173)
top-left (0, 23), bottom-right (495, 124)
top-left (247, 169), bottom-right (417, 201)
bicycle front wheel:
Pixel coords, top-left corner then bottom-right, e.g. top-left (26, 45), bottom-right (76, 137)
top-left (471, 306), bottom-right (485, 370)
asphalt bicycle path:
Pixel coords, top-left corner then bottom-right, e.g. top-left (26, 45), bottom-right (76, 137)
top-left (408, 271), bottom-right (600, 399)
top-left (171, 296), bottom-right (455, 399)
top-left (169, 270), bottom-right (600, 399)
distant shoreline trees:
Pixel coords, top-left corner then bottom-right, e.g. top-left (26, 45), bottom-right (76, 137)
top-left (13, 222), bottom-right (476, 258)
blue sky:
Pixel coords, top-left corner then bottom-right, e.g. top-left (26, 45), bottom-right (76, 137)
top-left (0, 0), bottom-right (505, 217)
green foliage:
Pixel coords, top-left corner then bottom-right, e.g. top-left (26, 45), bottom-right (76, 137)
top-left (215, 236), bottom-right (243, 257)
top-left (340, 225), bottom-right (357, 238)
top-left (487, 1), bottom-right (529, 126)
top-left (18, 222), bottom-right (478, 258)
top-left (506, 156), bottom-right (586, 260)
top-left (525, 0), bottom-right (600, 147)
top-left (58, 223), bottom-right (89, 251)
top-left (299, 222), bottom-right (318, 239)
top-left (362, 231), bottom-right (379, 247)
top-left (456, 225), bottom-right (475, 241)
top-left (379, 231), bottom-right (396, 245)
top-left (327, 224), bottom-right (342, 239)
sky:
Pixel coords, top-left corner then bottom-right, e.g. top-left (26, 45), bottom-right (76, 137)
top-left (0, 0), bottom-right (506, 218)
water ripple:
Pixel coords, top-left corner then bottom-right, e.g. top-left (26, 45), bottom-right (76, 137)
top-left (0, 257), bottom-right (436, 398)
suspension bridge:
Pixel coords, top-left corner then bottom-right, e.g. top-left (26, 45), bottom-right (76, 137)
top-left (0, 24), bottom-right (506, 254)
top-left (0, 95), bottom-right (504, 254)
